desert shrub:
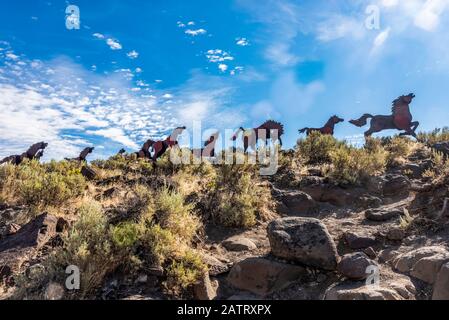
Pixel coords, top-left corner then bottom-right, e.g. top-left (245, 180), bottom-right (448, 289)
top-left (325, 143), bottom-right (387, 186)
top-left (418, 127), bottom-right (449, 144)
top-left (14, 201), bottom-right (119, 299)
top-left (92, 155), bottom-right (154, 177)
top-left (154, 188), bottom-right (200, 242)
top-left (165, 249), bottom-right (207, 295)
top-left (142, 224), bottom-right (177, 265)
top-left (55, 201), bottom-right (117, 297)
top-left (296, 131), bottom-right (343, 164)
top-left (110, 222), bottom-right (142, 249)
top-left (211, 165), bottom-right (270, 228)
top-left (423, 150), bottom-right (449, 180)
top-left (381, 136), bottom-right (414, 165)
top-left (0, 160), bottom-right (86, 209)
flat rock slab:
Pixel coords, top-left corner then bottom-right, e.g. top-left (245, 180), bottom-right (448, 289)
top-left (365, 208), bottom-right (403, 222)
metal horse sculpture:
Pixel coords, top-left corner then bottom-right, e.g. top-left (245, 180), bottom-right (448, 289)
top-left (193, 132), bottom-right (219, 159)
top-left (0, 142), bottom-right (48, 165)
top-left (298, 115), bottom-right (344, 136)
top-left (65, 147), bottom-right (95, 162)
top-left (140, 126), bottom-right (186, 162)
top-left (350, 93), bottom-right (419, 138)
top-left (231, 120), bottom-right (284, 153)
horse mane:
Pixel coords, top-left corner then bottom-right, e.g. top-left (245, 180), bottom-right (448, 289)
top-left (259, 120), bottom-right (285, 136)
top-left (391, 95), bottom-right (409, 115)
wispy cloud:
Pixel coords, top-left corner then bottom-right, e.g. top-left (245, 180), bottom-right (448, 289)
top-left (0, 46), bottom-right (180, 160)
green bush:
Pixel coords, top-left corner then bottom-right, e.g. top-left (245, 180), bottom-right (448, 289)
top-left (211, 166), bottom-right (269, 228)
top-left (110, 222), bottom-right (142, 249)
top-left (155, 188), bottom-right (200, 242)
top-left (296, 131), bottom-right (343, 164)
top-left (166, 249), bottom-right (207, 295)
top-left (325, 143), bottom-right (387, 186)
top-left (0, 160), bottom-right (86, 209)
top-left (418, 127), bottom-right (449, 144)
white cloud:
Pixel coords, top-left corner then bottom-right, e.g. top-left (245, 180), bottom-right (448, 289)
top-left (414, 0), bottom-right (448, 31)
top-left (372, 27), bottom-right (391, 53)
top-left (0, 48), bottom-right (179, 160)
top-left (236, 37), bottom-right (250, 46)
top-left (265, 43), bottom-right (300, 67)
top-left (218, 64), bottom-right (228, 72)
top-left (127, 50), bottom-right (139, 59)
top-left (86, 128), bottom-right (138, 149)
top-left (6, 52), bottom-right (19, 60)
top-left (185, 29), bottom-right (207, 36)
top-left (317, 15), bottom-right (365, 42)
top-left (93, 33), bottom-right (105, 39)
top-left (106, 38), bottom-right (122, 50)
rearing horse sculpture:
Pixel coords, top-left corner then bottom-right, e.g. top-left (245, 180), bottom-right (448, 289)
top-left (231, 120), bottom-right (284, 153)
top-left (350, 93), bottom-right (419, 138)
top-left (298, 115), bottom-right (344, 136)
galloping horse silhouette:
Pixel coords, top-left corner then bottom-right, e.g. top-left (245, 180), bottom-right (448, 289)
top-left (142, 126), bottom-right (186, 162)
top-left (298, 115), bottom-right (344, 136)
top-left (0, 142), bottom-right (48, 165)
top-left (350, 93), bottom-right (419, 138)
top-left (65, 147), bottom-right (95, 162)
top-left (231, 120), bottom-right (284, 153)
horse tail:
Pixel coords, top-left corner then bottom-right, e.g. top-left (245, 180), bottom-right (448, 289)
top-left (349, 114), bottom-right (373, 127)
top-left (298, 128), bottom-right (308, 134)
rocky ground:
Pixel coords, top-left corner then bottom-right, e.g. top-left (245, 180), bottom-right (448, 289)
top-left (1, 139), bottom-right (449, 300)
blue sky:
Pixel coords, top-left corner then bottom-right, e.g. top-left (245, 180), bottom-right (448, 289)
top-left (1, 0), bottom-right (449, 160)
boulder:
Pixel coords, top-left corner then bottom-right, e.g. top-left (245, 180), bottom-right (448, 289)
top-left (433, 262), bottom-right (449, 300)
top-left (365, 208), bottom-right (402, 222)
top-left (301, 185), bottom-right (359, 207)
top-left (81, 166), bottom-right (97, 180)
top-left (356, 196), bottom-right (382, 209)
top-left (267, 217), bottom-right (339, 270)
top-left (337, 252), bottom-right (378, 280)
top-left (222, 236), bottom-right (257, 252)
top-left (386, 227), bottom-right (406, 241)
top-left (382, 175), bottom-right (411, 197)
top-left (278, 190), bottom-right (318, 216)
top-left (394, 246), bottom-right (449, 274)
top-left (325, 276), bottom-right (415, 300)
top-left (227, 257), bottom-right (306, 296)
top-left (410, 253), bottom-right (449, 284)
top-left (201, 253), bottom-right (229, 276)
top-left (194, 272), bottom-right (218, 300)
top-left (344, 231), bottom-right (378, 250)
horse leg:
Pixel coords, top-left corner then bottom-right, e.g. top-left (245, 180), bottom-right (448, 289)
top-left (411, 121), bottom-right (419, 135)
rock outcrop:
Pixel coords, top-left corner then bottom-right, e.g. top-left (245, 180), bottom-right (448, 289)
top-left (267, 217), bottom-right (339, 270)
top-left (227, 257), bottom-right (307, 296)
